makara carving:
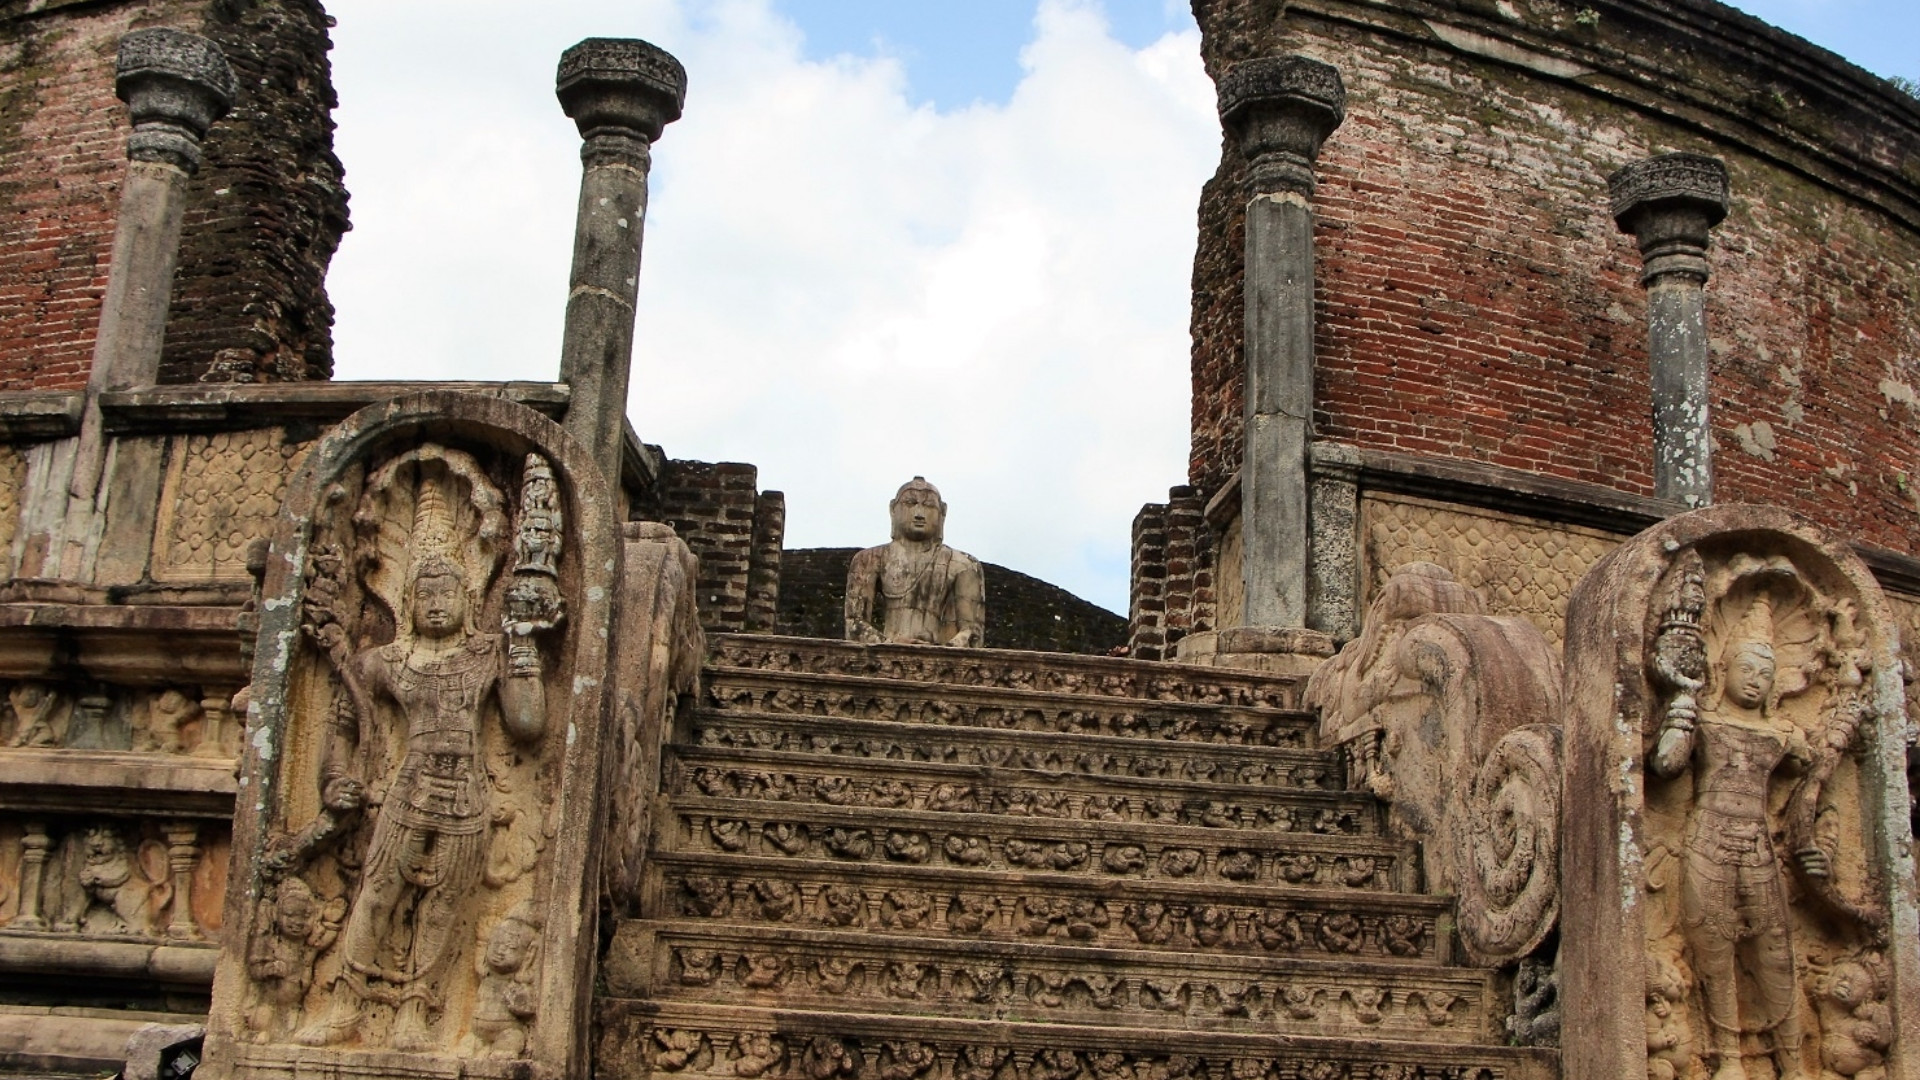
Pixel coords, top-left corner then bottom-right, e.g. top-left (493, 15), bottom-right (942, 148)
top-left (1305, 563), bottom-right (1562, 966)
top-left (846, 478), bottom-right (985, 648)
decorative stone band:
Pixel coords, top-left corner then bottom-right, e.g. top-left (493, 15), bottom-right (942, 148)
top-left (557, 36), bottom-right (688, 151)
top-left (1607, 152), bottom-right (1730, 284)
top-left (115, 29), bottom-right (235, 174)
top-left (1216, 55), bottom-right (1346, 197)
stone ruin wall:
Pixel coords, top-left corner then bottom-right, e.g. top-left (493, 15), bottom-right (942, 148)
top-left (1134, 0), bottom-right (1920, 654)
top-left (0, 0), bottom-right (348, 388)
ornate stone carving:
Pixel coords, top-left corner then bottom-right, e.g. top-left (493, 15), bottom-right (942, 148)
top-left (201, 393), bottom-right (618, 1080)
top-left (846, 479), bottom-right (986, 648)
top-left (1306, 563), bottom-right (1562, 963)
top-left (152, 429), bottom-right (304, 583)
top-left (1608, 153), bottom-right (1730, 284)
top-left (115, 28), bottom-right (236, 173)
top-left (1361, 493), bottom-right (1618, 647)
top-left (1216, 56), bottom-right (1346, 197)
top-left (1559, 506), bottom-right (1918, 1080)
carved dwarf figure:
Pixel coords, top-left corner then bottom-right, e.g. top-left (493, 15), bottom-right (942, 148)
top-left (1813, 955), bottom-right (1890, 1080)
top-left (467, 902), bottom-right (543, 1058)
top-left (8, 683), bottom-right (61, 748)
top-left (77, 826), bottom-right (164, 936)
top-left (246, 876), bottom-right (345, 1031)
top-left (846, 477), bottom-right (985, 648)
top-left (1649, 589), bottom-right (1819, 1080)
top-left (295, 474), bottom-right (550, 1050)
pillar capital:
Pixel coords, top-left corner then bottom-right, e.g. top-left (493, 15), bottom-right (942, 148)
top-left (1218, 55), bottom-right (1345, 197)
top-left (1609, 152), bottom-right (1729, 285)
top-left (557, 38), bottom-right (687, 169)
top-left (115, 29), bottom-right (234, 174)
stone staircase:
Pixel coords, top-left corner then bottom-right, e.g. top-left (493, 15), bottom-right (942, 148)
top-left (596, 635), bottom-right (1556, 1080)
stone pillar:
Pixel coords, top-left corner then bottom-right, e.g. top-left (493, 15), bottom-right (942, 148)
top-left (555, 38), bottom-right (687, 487)
top-left (13, 822), bottom-right (50, 930)
top-left (194, 690), bottom-right (237, 758)
top-left (161, 822), bottom-right (199, 940)
top-left (32, 30), bottom-right (234, 579)
top-left (1217, 56), bottom-right (1344, 631)
top-left (1609, 152), bottom-right (1729, 510)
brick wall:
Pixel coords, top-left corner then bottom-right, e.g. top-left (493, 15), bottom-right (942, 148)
top-left (1186, 0), bottom-right (1920, 555)
top-left (1127, 486), bottom-right (1215, 659)
top-left (0, 0), bottom-right (346, 391)
top-left (634, 459), bottom-right (784, 635)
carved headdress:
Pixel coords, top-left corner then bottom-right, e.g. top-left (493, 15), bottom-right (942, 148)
top-left (353, 444), bottom-right (508, 637)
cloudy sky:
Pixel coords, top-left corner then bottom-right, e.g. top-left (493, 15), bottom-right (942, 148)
top-left (322, 0), bottom-right (1919, 616)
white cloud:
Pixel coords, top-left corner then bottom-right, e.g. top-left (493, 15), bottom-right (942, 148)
top-left (324, 0), bottom-right (1218, 614)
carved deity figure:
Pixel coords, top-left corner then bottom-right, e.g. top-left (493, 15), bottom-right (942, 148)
top-left (292, 457), bottom-right (553, 1052)
top-left (1649, 589), bottom-right (1818, 1080)
top-left (8, 683), bottom-right (61, 747)
top-left (845, 477), bottom-right (985, 648)
top-left (467, 903), bottom-right (543, 1057)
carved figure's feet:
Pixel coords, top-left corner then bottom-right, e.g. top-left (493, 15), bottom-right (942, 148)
top-left (291, 1000), bottom-right (357, 1047)
top-left (391, 1000), bottom-right (436, 1053)
top-left (1709, 1054), bottom-right (1749, 1080)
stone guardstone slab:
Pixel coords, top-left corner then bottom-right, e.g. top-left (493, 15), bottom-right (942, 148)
top-left (199, 392), bottom-right (617, 1080)
top-left (1560, 505), bottom-right (1918, 1080)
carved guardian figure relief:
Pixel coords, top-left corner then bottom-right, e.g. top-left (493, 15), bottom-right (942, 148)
top-left (236, 444), bottom-right (568, 1055)
top-left (1642, 550), bottom-right (1890, 1080)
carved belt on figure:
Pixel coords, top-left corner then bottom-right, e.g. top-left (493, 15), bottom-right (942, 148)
top-left (1687, 809), bottom-right (1776, 869)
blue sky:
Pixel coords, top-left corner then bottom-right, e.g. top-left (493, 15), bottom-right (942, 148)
top-left (324, 0), bottom-right (1916, 617)
top-left (762, 0), bottom-right (1918, 110)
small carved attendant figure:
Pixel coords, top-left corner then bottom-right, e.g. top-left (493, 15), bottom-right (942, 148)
top-left (1649, 591), bottom-right (1817, 1080)
top-left (845, 477), bottom-right (986, 648)
top-left (468, 903), bottom-right (543, 1058)
top-left (245, 876), bottom-right (344, 1031)
top-left (1814, 955), bottom-right (1890, 1080)
top-left (294, 478), bottom-right (549, 1050)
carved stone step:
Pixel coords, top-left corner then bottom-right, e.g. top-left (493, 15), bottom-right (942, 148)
top-left (684, 712), bottom-right (1337, 791)
top-left (708, 634), bottom-right (1306, 710)
top-left (643, 853), bottom-right (1453, 964)
top-left (700, 669), bottom-right (1315, 750)
top-left (667, 746), bottom-right (1379, 835)
top-left (660, 797), bottom-right (1412, 892)
top-left (607, 921), bottom-right (1500, 1043)
top-left (595, 1000), bottom-right (1558, 1080)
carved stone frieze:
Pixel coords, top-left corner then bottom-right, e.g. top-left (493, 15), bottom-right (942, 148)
top-left (608, 923), bottom-right (1492, 1041)
top-left (0, 814), bottom-right (225, 942)
top-left (648, 858), bottom-right (1445, 962)
top-left (151, 429), bottom-right (306, 583)
top-left (0, 681), bottom-right (231, 757)
top-left (710, 635), bottom-right (1300, 711)
top-left (669, 748), bottom-right (1370, 833)
top-left (704, 671), bottom-right (1310, 750)
top-left (591, 1004), bottom-right (1557, 1080)
top-left (0, 445), bottom-right (23, 574)
top-left (688, 713), bottom-right (1326, 790)
top-left (669, 804), bottom-right (1401, 891)
top-left (1360, 493), bottom-right (1618, 647)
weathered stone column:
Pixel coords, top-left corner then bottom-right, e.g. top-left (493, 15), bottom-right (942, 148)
top-left (31, 30), bottom-right (233, 578)
top-left (13, 822), bottom-right (50, 930)
top-left (1609, 152), bottom-right (1728, 509)
top-left (555, 38), bottom-right (686, 486)
top-left (1218, 56), bottom-right (1344, 631)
